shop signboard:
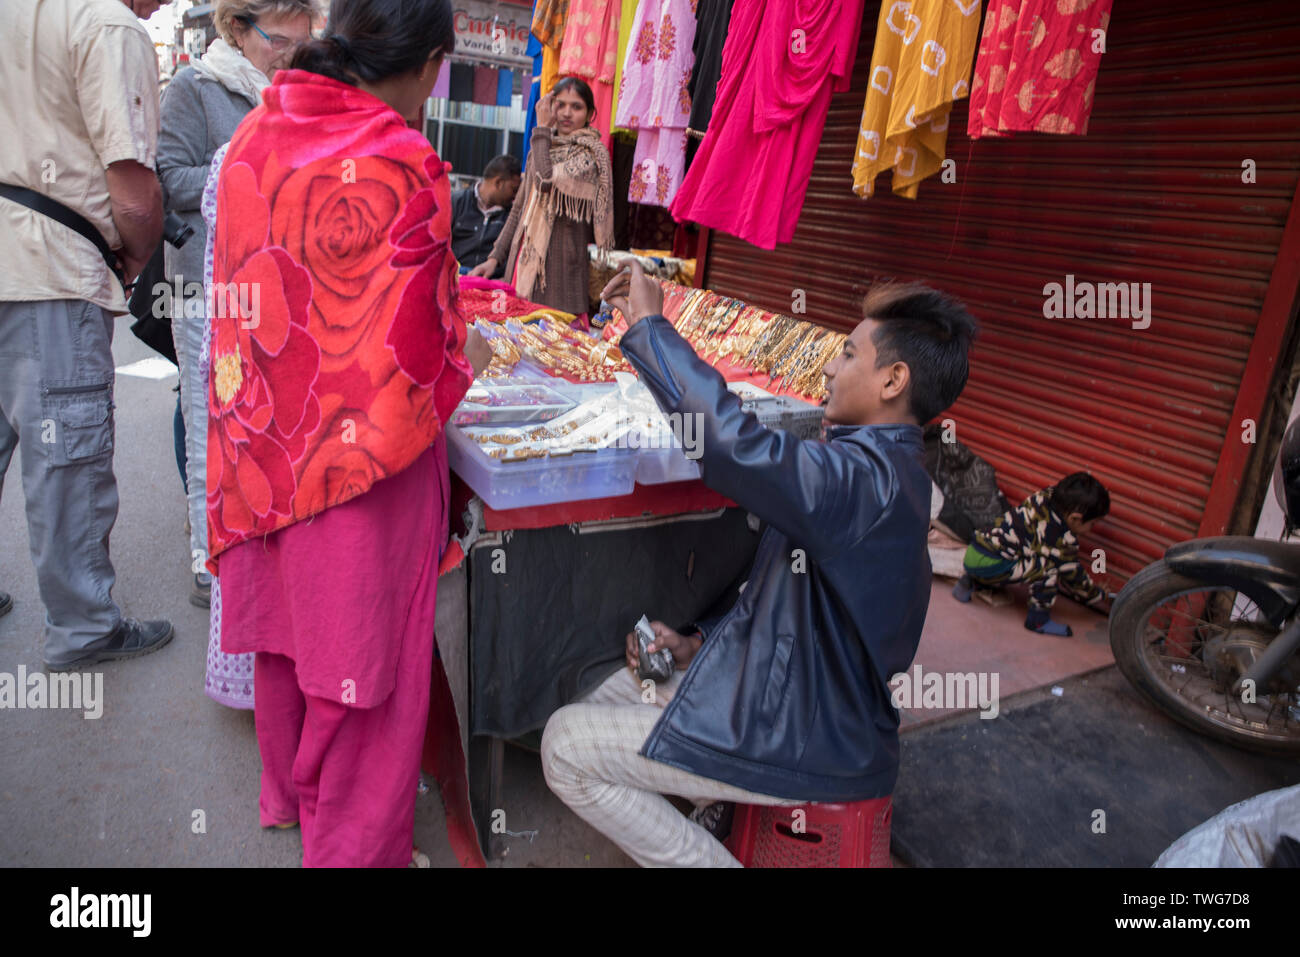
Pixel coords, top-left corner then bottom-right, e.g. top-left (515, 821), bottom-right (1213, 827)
top-left (453, 0), bottom-right (533, 68)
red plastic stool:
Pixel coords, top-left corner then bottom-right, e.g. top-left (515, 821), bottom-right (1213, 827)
top-left (724, 797), bottom-right (893, 868)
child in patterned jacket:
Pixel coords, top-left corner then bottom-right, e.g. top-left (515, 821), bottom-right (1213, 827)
top-left (953, 472), bottom-right (1115, 637)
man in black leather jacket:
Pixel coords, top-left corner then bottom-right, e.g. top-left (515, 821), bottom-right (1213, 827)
top-left (541, 262), bottom-right (976, 866)
top-left (450, 154), bottom-right (520, 277)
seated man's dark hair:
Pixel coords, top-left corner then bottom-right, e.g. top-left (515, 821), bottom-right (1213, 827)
top-left (862, 281), bottom-right (977, 424)
top-left (482, 154), bottom-right (521, 180)
top-left (1051, 472), bottom-right (1110, 523)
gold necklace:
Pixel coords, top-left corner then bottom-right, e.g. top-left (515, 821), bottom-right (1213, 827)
top-left (761, 320), bottom-right (804, 374)
top-left (681, 293), bottom-right (712, 338)
top-left (745, 314), bottom-right (788, 369)
top-left (732, 308), bottom-right (768, 362)
top-left (791, 332), bottom-right (836, 396)
top-left (770, 326), bottom-right (814, 383)
top-left (702, 301), bottom-right (742, 355)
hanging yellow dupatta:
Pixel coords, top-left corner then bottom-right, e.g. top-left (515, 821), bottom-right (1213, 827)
top-left (852, 0), bottom-right (981, 199)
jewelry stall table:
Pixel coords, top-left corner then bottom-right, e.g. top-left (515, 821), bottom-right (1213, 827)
top-left (423, 477), bottom-right (762, 864)
top-left (420, 279), bottom-right (838, 864)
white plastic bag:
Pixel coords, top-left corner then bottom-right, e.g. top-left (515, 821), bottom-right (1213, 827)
top-left (1154, 783), bottom-right (1300, 867)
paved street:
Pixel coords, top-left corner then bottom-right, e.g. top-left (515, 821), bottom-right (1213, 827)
top-left (0, 321), bottom-right (632, 867)
top-left (2, 320), bottom-right (1294, 870)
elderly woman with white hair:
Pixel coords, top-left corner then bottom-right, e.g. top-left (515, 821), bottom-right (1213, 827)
top-left (158, 0), bottom-right (318, 707)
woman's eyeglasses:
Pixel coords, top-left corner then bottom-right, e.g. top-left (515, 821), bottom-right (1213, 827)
top-left (238, 16), bottom-right (296, 53)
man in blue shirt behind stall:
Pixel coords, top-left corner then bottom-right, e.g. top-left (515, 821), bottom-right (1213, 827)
top-left (541, 262), bottom-right (976, 866)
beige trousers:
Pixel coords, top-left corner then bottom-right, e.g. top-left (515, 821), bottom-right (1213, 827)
top-left (540, 666), bottom-right (801, 867)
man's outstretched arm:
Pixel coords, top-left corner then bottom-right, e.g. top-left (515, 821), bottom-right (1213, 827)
top-left (609, 264), bottom-right (891, 559)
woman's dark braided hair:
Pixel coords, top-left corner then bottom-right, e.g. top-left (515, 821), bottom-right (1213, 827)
top-left (291, 0), bottom-right (455, 86)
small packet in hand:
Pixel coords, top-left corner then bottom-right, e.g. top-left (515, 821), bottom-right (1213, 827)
top-left (635, 614), bottom-right (674, 683)
top-left (590, 298), bottom-right (614, 332)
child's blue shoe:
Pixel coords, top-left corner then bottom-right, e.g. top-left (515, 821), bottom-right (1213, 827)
top-left (1025, 607), bottom-right (1072, 637)
top-left (952, 574), bottom-right (973, 603)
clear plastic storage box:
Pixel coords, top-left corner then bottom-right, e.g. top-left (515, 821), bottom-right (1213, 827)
top-left (450, 383), bottom-right (574, 427)
top-left (634, 444), bottom-right (703, 485)
top-left (446, 424), bottom-right (637, 510)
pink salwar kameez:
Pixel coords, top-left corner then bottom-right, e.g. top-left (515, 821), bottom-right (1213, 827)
top-left (220, 438), bottom-right (448, 867)
top-left (668, 0), bottom-right (864, 250)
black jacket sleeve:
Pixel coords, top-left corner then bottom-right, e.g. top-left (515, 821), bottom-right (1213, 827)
top-left (449, 187), bottom-right (476, 265)
top-left (620, 315), bottom-right (892, 561)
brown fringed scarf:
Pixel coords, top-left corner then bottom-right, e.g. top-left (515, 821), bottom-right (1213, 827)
top-left (510, 126), bottom-right (614, 299)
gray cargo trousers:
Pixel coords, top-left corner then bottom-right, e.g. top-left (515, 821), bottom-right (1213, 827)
top-left (0, 298), bottom-right (122, 665)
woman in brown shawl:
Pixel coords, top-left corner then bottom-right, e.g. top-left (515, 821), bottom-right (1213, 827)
top-left (470, 77), bottom-right (613, 320)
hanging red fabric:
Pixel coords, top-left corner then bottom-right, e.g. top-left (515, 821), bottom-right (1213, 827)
top-left (669, 0), bottom-right (864, 250)
top-left (968, 0), bottom-right (1113, 138)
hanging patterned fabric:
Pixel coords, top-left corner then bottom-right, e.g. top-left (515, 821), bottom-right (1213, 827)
top-left (685, 0), bottom-right (734, 169)
top-left (615, 0), bottom-right (698, 208)
top-left (852, 0), bottom-right (981, 200)
top-left (557, 0), bottom-right (623, 150)
top-left (670, 0), bottom-right (864, 250)
top-left (532, 0), bottom-right (569, 101)
top-left (533, 0), bottom-right (569, 51)
top-left (968, 0), bottom-right (1113, 138)
top-left (541, 45), bottom-right (561, 101)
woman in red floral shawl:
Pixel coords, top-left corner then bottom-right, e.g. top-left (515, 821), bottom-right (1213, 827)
top-left (206, 0), bottom-right (491, 867)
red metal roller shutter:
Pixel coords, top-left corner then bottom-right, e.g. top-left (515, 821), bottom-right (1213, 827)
top-left (702, 0), bottom-right (1300, 581)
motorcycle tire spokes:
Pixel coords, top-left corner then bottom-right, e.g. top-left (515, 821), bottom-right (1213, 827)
top-left (1140, 586), bottom-right (1300, 747)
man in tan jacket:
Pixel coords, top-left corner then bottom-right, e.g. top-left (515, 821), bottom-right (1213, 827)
top-left (0, 0), bottom-right (175, 670)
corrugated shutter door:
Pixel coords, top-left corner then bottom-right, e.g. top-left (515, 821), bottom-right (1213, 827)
top-left (703, 0), bottom-right (1300, 580)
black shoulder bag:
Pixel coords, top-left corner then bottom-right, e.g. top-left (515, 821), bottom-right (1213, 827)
top-left (125, 242), bottom-right (176, 365)
top-left (0, 182), bottom-right (178, 365)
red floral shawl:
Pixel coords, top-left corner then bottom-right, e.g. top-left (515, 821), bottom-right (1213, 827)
top-left (205, 70), bottom-right (472, 569)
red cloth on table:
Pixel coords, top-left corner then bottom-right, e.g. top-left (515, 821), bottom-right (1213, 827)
top-left (669, 0), bottom-right (863, 250)
top-left (458, 275), bottom-right (518, 294)
top-left (480, 481), bottom-right (735, 531)
top-left (967, 0), bottom-right (1113, 138)
top-left (458, 287), bottom-right (547, 323)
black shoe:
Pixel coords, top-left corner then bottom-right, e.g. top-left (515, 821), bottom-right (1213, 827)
top-left (0, 592), bottom-right (12, 619)
top-left (45, 618), bottom-right (175, 672)
top-left (689, 801), bottom-right (735, 842)
top-left (190, 572), bottom-right (211, 609)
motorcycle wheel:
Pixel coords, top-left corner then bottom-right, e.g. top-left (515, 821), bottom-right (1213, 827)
top-left (1110, 559), bottom-right (1300, 756)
